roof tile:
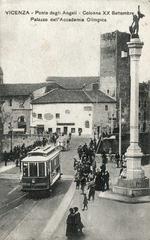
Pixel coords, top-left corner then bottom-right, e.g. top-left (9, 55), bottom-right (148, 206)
top-left (32, 88), bottom-right (115, 104)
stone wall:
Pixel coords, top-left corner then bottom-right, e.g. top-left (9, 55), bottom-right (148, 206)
top-left (100, 31), bottom-right (130, 132)
top-left (100, 31), bottom-right (117, 98)
top-left (2, 96), bottom-right (31, 134)
top-left (2, 134), bottom-right (45, 152)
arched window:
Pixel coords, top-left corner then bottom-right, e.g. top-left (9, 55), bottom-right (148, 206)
top-left (85, 120), bottom-right (90, 128)
top-left (18, 116), bottom-right (25, 123)
top-left (18, 115), bottom-right (26, 132)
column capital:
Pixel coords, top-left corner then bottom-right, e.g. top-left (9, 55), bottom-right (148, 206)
top-left (127, 38), bottom-right (144, 57)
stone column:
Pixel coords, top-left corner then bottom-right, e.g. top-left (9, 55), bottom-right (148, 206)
top-left (0, 100), bottom-right (4, 161)
top-left (125, 38), bottom-right (144, 179)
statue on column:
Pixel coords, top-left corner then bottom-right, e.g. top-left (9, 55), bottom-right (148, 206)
top-left (129, 5), bottom-right (145, 38)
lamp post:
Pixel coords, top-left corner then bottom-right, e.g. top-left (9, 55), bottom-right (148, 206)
top-left (119, 99), bottom-right (122, 157)
top-left (8, 122), bottom-right (13, 152)
top-left (0, 100), bottom-right (4, 160)
top-left (119, 99), bottom-right (125, 158)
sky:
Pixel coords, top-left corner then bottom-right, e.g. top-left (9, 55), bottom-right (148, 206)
top-left (0, 0), bottom-right (150, 84)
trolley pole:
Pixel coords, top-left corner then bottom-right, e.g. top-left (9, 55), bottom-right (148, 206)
top-left (119, 98), bottom-right (122, 158)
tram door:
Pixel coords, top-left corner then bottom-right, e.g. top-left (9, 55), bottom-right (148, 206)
top-left (63, 127), bottom-right (68, 135)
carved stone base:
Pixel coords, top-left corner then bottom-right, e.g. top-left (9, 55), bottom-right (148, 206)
top-left (113, 177), bottom-right (150, 197)
top-left (125, 143), bottom-right (144, 179)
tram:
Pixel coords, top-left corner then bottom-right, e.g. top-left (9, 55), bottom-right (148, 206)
top-left (21, 145), bottom-right (62, 192)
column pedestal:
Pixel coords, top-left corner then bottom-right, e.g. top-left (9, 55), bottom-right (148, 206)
top-left (126, 143), bottom-right (144, 179)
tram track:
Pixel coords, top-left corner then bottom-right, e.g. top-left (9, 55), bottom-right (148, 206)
top-left (0, 197), bottom-right (39, 240)
top-left (0, 192), bottom-right (28, 218)
top-left (0, 180), bottom-right (73, 240)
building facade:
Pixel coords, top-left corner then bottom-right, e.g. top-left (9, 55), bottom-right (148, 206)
top-left (0, 83), bottom-right (51, 134)
top-left (139, 81), bottom-right (150, 132)
top-left (31, 88), bottom-right (116, 136)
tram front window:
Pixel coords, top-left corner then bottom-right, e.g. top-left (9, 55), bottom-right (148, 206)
top-left (29, 163), bottom-right (37, 177)
top-left (23, 163), bottom-right (28, 177)
top-left (39, 163), bottom-right (45, 177)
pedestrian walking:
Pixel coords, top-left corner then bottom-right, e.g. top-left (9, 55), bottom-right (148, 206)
top-left (80, 176), bottom-right (86, 194)
top-left (102, 151), bottom-right (107, 165)
top-left (69, 132), bottom-right (72, 140)
top-left (95, 169), bottom-right (101, 191)
top-left (16, 158), bottom-right (19, 167)
top-left (66, 138), bottom-right (70, 151)
top-left (74, 175), bottom-right (80, 189)
top-left (115, 153), bottom-right (120, 168)
top-left (104, 170), bottom-right (110, 190)
top-left (101, 172), bottom-right (105, 192)
top-left (100, 163), bottom-right (106, 173)
top-left (77, 145), bottom-right (82, 160)
top-left (3, 151), bottom-right (8, 166)
top-left (82, 193), bottom-right (88, 211)
top-left (66, 208), bottom-right (75, 239)
top-left (88, 182), bottom-right (96, 201)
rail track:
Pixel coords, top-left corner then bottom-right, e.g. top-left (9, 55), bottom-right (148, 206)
top-left (0, 192), bottom-right (28, 218)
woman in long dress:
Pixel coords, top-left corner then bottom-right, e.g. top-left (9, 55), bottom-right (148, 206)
top-left (66, 208), bottom-right (75, 238)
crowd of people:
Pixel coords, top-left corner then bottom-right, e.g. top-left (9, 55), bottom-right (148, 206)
top-left (74, 139), bottom-right (110, 197)
top-left (66, 138), bottom-right (111, 238)
top-left (2, 132), bottom-right (71, 167)
top-left (66, 138), bottom-right (128, 238)
top-left (2, 137), bottom-right (49, 167)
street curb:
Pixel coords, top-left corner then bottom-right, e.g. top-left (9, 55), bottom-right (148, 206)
top-left (0, 164), bottom-right (15, 174)
top-left (39, 180), bottom-right (76, 240)
top-left (98, 191), bottom-right (150, 204)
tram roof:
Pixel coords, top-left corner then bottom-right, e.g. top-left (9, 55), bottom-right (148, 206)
top-left (22, 145), bottom-right (60, 162)
top-left (29, 144), bottom-right (56, 155)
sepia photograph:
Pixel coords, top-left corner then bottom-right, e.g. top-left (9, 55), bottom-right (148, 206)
top-left (0, 0), bottom-right (150, 239)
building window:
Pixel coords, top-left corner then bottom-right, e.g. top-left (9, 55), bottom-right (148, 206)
top-left (32, 112), bottom-right (36, 118)
top-left (18, 116), bottom-right (26, 132)
top-left (84, 106), bottom-right (92, 111)
top-left (71, 128), bottom-right (75, 133)
top-left (56, 128), bottom-right (61, 134)
top-left (18, 116), bottom-right (25, 122)
top-left (38, 114), bottom-right (42, 119)
top-left (65, 109), bottom-right (70, 114)
top-left (78, 128), bottom-right (82, 135)
top-left (56, 113), bottom-right (60, 119)
top-left (105, 105), bottom-right (108, 111)
top-left (121, 51), bottom-right (128, 58)
top-left (85, 120), bottom-right (90, 128)
top-left (107, 89), bottom-right (109, 94)
top-left (9, 99), bottom-right (12, 106)
top-left (48, 128), bottom-right (52, 133)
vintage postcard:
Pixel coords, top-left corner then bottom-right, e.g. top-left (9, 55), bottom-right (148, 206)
top-left (0, 0), bottom-right (150, 240)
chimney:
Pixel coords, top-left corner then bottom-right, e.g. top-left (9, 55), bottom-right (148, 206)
top-left (92, 83), bottom-right (99, 91)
